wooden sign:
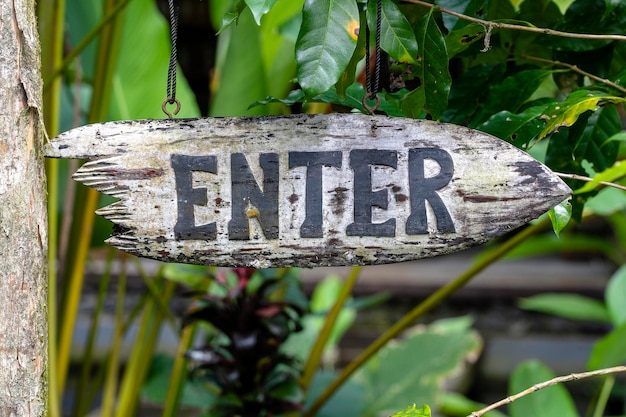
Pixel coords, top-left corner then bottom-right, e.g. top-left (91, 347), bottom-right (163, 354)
top-left (45, 114), bottom-right (570, 268)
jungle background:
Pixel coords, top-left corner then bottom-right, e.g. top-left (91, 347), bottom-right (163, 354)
top-left (38, 0), bottom-right (626, 416)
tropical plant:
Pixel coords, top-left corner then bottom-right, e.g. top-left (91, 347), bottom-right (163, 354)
top-left (37, 0), bottom-right (626, 416)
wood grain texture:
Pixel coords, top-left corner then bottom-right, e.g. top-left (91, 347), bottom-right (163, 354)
top-left (46, 114), bottom-right (571, 267)
top-left (0, 0), bottom-right (48, 415)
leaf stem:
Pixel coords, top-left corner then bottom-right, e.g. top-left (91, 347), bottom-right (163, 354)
top-left (402, 0), bottom-right (626, 42)
top-left (468, 366), bottom-right (626, 417)
top-left (299, 266), bottom-right (361, 392)
top-left (304, 218), bottom-right (547, 417)
top-left (522, 55), bottom-right (626, 94)
top-left (556, 172), bottom-right (626, 192)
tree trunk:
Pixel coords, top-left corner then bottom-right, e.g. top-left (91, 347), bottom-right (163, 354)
top-left (0, 0), bottom-right (48, 415)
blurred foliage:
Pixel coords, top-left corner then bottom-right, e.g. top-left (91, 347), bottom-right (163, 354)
top-left (38, 0), bottom-right (626, 416)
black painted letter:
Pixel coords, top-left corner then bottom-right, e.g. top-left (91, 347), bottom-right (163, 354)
top-left (289, 151), bottom-right (342, 238)
top-left (407, 148), bottom-right (455, 234)
top-left (346, 150), bottom-right (397, 237)
top-left (171, 154), bottom-right (217, 240)
top-left (229, 153), bottom-right (279, 240)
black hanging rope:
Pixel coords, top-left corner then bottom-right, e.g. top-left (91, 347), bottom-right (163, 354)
top-left (162, 0), bottom-right (181, 118)
top-left (363, 0), bottom-right (382, 114)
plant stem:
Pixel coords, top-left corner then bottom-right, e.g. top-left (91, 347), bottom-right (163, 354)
top-left (556, 172), bottom-right (626, 192)
top-left (162, 323), bottom-right (198, 417)
top-left (469, 367), bottom-right (626, 417)
top-left (402, 0), bottom-right (626, 42)
top-left (522, 55), bottom-right (626, 94)
top-left (300, 266), bottom-right (362, 392)
top-left (591, 375), bottom-right (615, 417)
top-left (43, 0), bottom-right (135, 90)
top-left (304, 219), bottom-right (547, 417)
top-left (100, 253), bottom-right (127, 417)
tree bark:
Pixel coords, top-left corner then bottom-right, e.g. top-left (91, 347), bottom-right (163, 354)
top-left (0, 0), bottom-right (48, 415)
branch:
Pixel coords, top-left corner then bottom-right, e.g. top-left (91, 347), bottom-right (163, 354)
top-left (468, 366), bottom-right (626, 417)
top-left (402, 0), bottom-right (626, 43)
top-left (522, 55), bottom-right (626, 94)
top-left (556, 172), bottom-right (626, 192)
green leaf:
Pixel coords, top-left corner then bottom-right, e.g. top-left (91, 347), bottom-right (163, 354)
top-left (162, 263), bottom-right (212, 291)
top-left (389, 404), bottom-right (432, 417)
top-left (141, 354), bottom-right (217, 409)
top-left (399, 86), bottom-right (426, 118)
top-left (606, 265), bottom-right (626, 326)
top-left (245, 0), bottom-right (278, 25)
top-left (437, 0), bottom-right (484, 31)
top-left (574, 160), bottom-right (626, 194)
top-left (475, 70), bottom-right (553, 126)
top-left (585, 187), bottom-right (626, 216)
top-left (509, 361), bottom-right (578, 417)
top-left (587, 322), bottom-right (626, 369)
top-left (415, 8), bottom-right (451, 120)
top-left (442, 64), bottom-right (505, 125)
top-left (519, 293), bottom-right (611, 323)
top-left (440, 392), bottom-right (507, 417)
top-left (211, 8), bottom-right (268, 116)
top-left (336, 11), bottom-right (366, 98)
top-left (99, 0), bottom-right (199, 120)
top-left (355, 318), bottom-right (481, 416)
top-left (296, 0), bottom-right (359, 96)
top-left (219, 0), bottom-right (246, 33)
top-left (368, 0), bottom-right (418, 64)
top-left (537, 90), bottom-right (626, 140)
top-left (478, 104), bottom-right (549, 147)
top-left (445, 23), bottom-right (485, 57)
top-left (305, 371), bottom-right (365, 417)
top-left (548, 198), bottom-right (572, 237)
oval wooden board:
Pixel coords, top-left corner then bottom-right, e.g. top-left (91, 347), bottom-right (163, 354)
top-left (45, 114), bottom-right (571, 268)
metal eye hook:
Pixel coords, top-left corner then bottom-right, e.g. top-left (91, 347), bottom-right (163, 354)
top-left (362, 92), bottom-right (380, 115)
top-left (162, 97), bottom-right (181, 119)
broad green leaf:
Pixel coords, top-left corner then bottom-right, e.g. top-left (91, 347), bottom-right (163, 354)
top-left (336, 12), bottom-right (366, 98)
top-left (587, 321), bottom-right (626, 369)
top-left (606, 265), bottom-right (626, 326)
top-left (296, 0), bottom-right (359, 96)
top-left (578, 104), bottom-right (622, 171)
top-left (141, 354), bottom-right (217, 409)
top-left (245, 0), bottom-right (278, 25)
top-left (548, 199), bottom-right (572, 237)
top-left (355, 318), bottom-right (481, 416)
top-left (162, 263), bottom-right (212, 291)
top-left (415, 8), bottom-right (451, 120)
top-left (574, 160), bottom-right (626, 194)
top-left (305, 371), bottom-right (365, 417)
top-left (211, 9), bottom-right (267, 116)
top-left (538, 90), bottom-right (626, 140)
top-left (437, 0), bottom-right (484, 31)
top-left (442, 64), bottom-right (505, 125)
top-left (479, 104), bottom-right (549, 147)
top-left (475, 70), bottom-right (553, 126)
top-left (445, 23), bottom-right (485, 57)
top-left (113, 0), bottom-right (200, 119)
top-left (509, 361), bottom-right (578, 417)
top-left (368, 0), bottom-right (418, 64)
top-left (586, 187), bottom-right (626, 216)
top-left (399, 86), bottom-right (426, 119)
top-left (550, 0), bottom-right (616, 52)
top-left (389, 404), bottom-right (432, 417)
top-left (281, 275), bottom-right (356, 363)
top-left (440, 392), bottom-right (507, 417)
top-left (219, 0), bottom-right (246, 33)
top-left (519, 293), bottom-right (611, 323)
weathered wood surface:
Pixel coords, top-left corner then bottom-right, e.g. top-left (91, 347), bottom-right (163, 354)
top-left (0, 0), bottom-right (48, 414)
top-left (45, 114), bottom-right (570, 267)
